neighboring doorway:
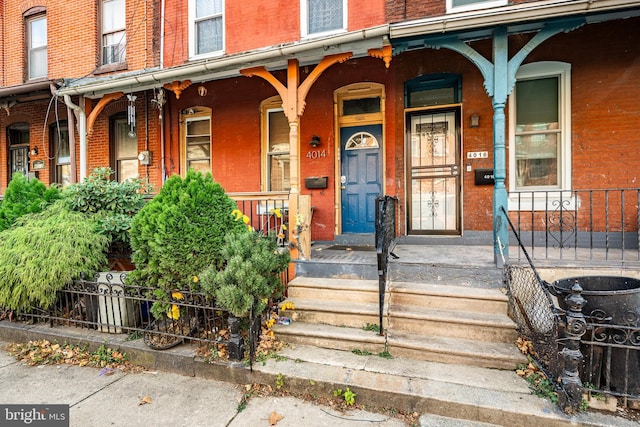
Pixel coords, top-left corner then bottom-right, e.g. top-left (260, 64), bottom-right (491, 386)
top-left (335, 83), bottom-right (384, 235)
top-left (406, 108), bottom-right (461, 234)
top-left (7, 122), bottom-right (30, 182)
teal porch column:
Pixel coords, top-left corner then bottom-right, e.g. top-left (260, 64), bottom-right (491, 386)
top-left (492, 28), bottom-right (509, 266)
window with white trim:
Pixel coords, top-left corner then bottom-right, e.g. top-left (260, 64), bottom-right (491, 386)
top-left (301, 0), bottom-right (346, 37)
top-left (508, 62), bottom-right (572, 209)
top-left (180, 107), bottom-right (212, 176)
top-left (50, 121), bottom-right (72, 187)
top-left (189, 0), bottom-right (224, 58)
top-left (26, 14), bottom-right (47, 80)
top-left (113, 117), bottom-right (139, 182)
top-left (261, 98), bottom-right (290, 192)
top-left (102, 0), bottom-right (126, 65)
top-left (446, 0), bottom-right (507, 13)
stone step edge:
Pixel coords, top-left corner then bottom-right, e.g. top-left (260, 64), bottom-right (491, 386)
top-left (286, 298), bottom-right (516, 329)
top-left (287, 277), bottom-right (379, 291)
top-left (388, 305), bottom-right (516, 329)
top-left (274, 322), bottom-right (522, 364)
top-left (254, 353), bottom-right (594, 427)
top-left (390, 281), bottom-right (509, 302)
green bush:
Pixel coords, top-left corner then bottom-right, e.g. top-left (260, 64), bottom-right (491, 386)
top-left (0, 173), bottom-right (61, 232)
top-left (63, 167), bottom-right (148, 247)
top-left (126, 169), bottom-right (248, 319)
top-left (199, 231), bottom-right (290, 318)
top-left (0, 202), bottom-right (109, 310)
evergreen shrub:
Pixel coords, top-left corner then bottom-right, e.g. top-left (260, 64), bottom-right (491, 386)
top-left (0, 202), bottom-right (109, 310)
top-left (0, 173), bottom-right (60, 232)
top-left (126, 170), bottom-right (248, 319)
top-left (199, 231), bottom-right (290, 318)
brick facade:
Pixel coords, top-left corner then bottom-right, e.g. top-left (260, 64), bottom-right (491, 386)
top-left (1, 1), bottom-right (639, 243)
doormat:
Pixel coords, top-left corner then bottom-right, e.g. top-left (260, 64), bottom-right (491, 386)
top-left (324, 245), bottom-right (376, 251)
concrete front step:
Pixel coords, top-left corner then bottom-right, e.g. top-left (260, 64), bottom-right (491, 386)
top-left (273, 322), bottom-right (386, 354)
top-left (387, 330), bottom-right (526, 370)
top-left (390, 281), bottom-right (509, 314)
top-left (388, 304), bottom-right (518, 343)
top-left (257, 344), bottom-right (636, 427)
top-left (283, 298), bottom-right (383, 329)
top-left (274, 322), bottom-right (525, 370)
top-left (287, 277), bottom-right (379, 304)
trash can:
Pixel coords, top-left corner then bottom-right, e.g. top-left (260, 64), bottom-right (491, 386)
top-left (551, 276), bottom-right (640, 396)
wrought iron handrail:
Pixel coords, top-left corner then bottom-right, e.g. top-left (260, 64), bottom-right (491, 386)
top-left (375, 195), bottom-right (398, 336)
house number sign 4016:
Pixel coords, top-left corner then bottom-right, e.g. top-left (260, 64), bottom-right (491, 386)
top-left (306, 150), bottom-right (326, 159)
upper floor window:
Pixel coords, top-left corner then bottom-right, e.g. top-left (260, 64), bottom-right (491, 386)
top-left (26, 13), bottom-right (47, 80)
top-left (302, 0), bottom-right (346, 37)
top-left (180, 107), bottom-right (212, 176)
top-left (189, 0), bottom-right (224, 58)
top-left (446, 0), bottom-right (507, 13)
top-left (509, 62), bottom-right (572, 207)
top-left (102, 0), bottom-right (126, 65)
top-left (50, 121), bottom-right (72, 187)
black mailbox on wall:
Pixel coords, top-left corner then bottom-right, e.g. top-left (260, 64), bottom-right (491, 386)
top-left (305, 176), bottom-right (328, 189)
top-left (474, 169), bottom-right (494, 185)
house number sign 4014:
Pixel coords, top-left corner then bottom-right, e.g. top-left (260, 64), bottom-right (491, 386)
top-left (306, 150), bottom-right (326, 159)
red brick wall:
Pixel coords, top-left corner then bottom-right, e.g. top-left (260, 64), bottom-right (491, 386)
top-left (163, 0), bottom-right (385, 67)
top-left (1, 0), bottom-right (157, 85)
top-left (226, 0), bottom-right (299, 54)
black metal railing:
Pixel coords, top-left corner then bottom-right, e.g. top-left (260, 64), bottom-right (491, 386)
top-left (502, 207), bottom-right (640, 411)
top-left (230, 192), bottom-right (289, 247)
top-left (375, 195), bottom-right (398, 336)
top-left (507, 189), bottom-right (640, 263)
top-left (14, 272), bottom-right (261, 361)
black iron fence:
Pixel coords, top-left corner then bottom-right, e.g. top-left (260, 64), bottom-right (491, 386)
top-left (15, 272), bottom-right (256, 361)
top-left (375, 195), bottom-right (398, 335)
top-left (502, 207), bottom-right (640, 411)
top-left (507, 189), bottom-right (640, 263)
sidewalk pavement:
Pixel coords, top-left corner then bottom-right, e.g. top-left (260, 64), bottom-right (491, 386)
top-left (0, 321), bottom-right (637, 427)
top-left (0, 339), bottom-right (407, 427)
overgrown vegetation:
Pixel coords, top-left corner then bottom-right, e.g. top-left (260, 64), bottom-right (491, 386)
top-left (0, 201), bottom-right (109, 310)
top-left (127, 170), bottom-right (248, 320)
top-left (333, 387), bottom-right (357, 406)
top-left (0, 173), bottom-right (60, 232)
top-left (63, 167), bottom-right (148, 249)
top-left (200, 231), bottom-right (290, 318)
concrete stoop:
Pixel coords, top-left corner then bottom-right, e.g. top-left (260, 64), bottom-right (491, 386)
top-left (258, 344), bottom-right (635, 427)
top-left (279, 276), bottom-right (527, 370)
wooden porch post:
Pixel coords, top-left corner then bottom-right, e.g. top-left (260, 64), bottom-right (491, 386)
top-left (241, 54), bottom-right (352, 260)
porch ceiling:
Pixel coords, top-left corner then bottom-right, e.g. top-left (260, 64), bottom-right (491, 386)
top-left (55, 26), bottom-right (388, 99)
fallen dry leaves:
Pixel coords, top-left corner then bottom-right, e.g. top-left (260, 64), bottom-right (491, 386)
top-left (138, 396), bottom-right (153, 406)
top-left (268, 411), bottom-right (283, 425)
top-left (5, 340), bottom-right (145, 373)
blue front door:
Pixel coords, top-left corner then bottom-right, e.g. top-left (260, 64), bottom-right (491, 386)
top-left (340, 124), bottom-right (382, 233)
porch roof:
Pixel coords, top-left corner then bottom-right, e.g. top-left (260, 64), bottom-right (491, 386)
top-left (55, 25), bottom-right (389, 99)
top-left (390, 0), bottom-right (640, 42)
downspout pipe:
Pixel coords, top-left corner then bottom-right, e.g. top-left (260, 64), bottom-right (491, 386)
top-left (63, 94), bottom-right (88, 180)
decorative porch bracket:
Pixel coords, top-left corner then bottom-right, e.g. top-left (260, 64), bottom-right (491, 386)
top-left (241, 53), bottom-right (352, 259)
top-left (419, 18), bottom-right (583, 266)
top-left (86, 92), bottom-right (124, 137)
